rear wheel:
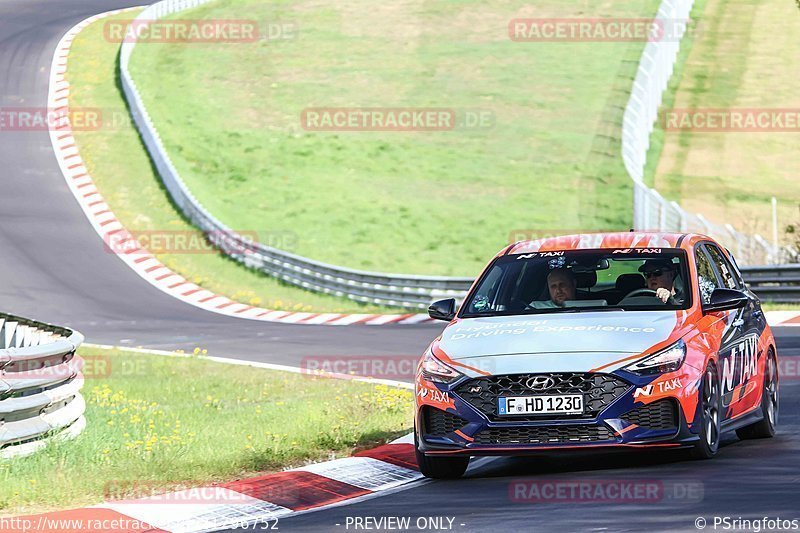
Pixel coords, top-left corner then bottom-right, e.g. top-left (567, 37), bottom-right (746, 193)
top-left (737, 350), bottom-right (778, 440)
top-left (414, 432), bottom-right (469, 479)
top-left (691, 364), bottom-right (721, 459)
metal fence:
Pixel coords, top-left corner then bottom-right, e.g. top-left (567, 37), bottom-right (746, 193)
top-left (621, 0), bottom-right (784, 265)
top-left (741, 265), bottom-right (800, 303)
top-left (0, 314), bottom-right (85, 458)
top-left (120, 0), bottom-right (789, 310)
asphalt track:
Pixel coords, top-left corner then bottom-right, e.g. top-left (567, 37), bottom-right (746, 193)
top-left (2, 2), bottom-right (799, 532)
top-left (232, 328), bottom-right (800, 533)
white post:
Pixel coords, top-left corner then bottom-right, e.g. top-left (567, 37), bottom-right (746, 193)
top-left (670, 201), bottom-right (686, 232)
top-left (772, 197), bottom-right (779, 257)
top-left (725, 224), bottom-right (744, 263)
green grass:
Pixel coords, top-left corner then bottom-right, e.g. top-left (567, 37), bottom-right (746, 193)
top-left (129, 0), bottom-right (662, 276)
top-left (67, 10), bottom-right (394, 314)
top-left (0, 347), bottom-right (413, 515)
top-left (761, 302), bottom-right (800, 312)
top-left (648, 0), bottom-right (800, 240)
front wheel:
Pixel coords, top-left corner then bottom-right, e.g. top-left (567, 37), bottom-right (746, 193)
top-left (415, 432), bottom-right (469, 479)
top-left (690, 364), bottom-right (721, 460)
top-left (737, 350), bottom-right (778, 440)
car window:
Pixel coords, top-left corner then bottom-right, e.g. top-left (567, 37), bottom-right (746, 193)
top-left (705, 245), bottom-right (739, 289)
top-left (467, 264), bottom-right (503, 313)
top-left (695, 246), bottom-right (722, 304)
top-left (460, 249), bottom-right (691, 317)
top-left (724, 249), bottom-right (747, 287)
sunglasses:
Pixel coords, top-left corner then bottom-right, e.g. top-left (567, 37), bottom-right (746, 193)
top-left (643, 269), bottom-right (670, 278)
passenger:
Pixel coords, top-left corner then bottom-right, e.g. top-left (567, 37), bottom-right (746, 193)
top-left (639, 259), bottom-right (682, 304)
top-left (533, 268), bottom-right (577, 308)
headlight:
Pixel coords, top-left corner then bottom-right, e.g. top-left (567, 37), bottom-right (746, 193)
top-left (624, 339), bottom-right (686, 375)
top-left (420, 348), bottom-right (463, 384)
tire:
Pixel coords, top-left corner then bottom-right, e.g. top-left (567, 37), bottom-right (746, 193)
top-left (691, 363), bottom-right (722, 460)
top-left (737, 350), bottom-right (778, 440)
top-left (414, 432), bottom-right (469, 479)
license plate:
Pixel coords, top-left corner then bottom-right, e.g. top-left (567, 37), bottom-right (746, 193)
top-left (498, 394), bottom-right (583, 416)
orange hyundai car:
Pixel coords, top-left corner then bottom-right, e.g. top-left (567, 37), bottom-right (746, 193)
top-left (415, 232), bottom-right (779, 478)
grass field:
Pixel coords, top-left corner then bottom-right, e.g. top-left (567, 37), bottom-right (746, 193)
top-left (129, 0), bottom-right (662, 276)
top-left (0, 346), bottom-right (413, 515)
top-left (67, 10), bottom-right (394, 313)
top-left (649, 0), bottom-right (800, 240)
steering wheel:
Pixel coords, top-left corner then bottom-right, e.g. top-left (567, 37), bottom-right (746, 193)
top-left (509, 297), bottom-right (534, 311)
top-left (625, 288), bottom-right (658, 298)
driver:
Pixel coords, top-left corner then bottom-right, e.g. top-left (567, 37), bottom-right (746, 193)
top-left (532, 268), bottom-right (577, 308)
top-left (639, 259), bottom-right (681, 304)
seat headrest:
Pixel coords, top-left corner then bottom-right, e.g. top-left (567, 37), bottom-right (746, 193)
top-left (574, 271), bottom-right (596, 289)
top-left (616, 273), bottom-right (646, 293)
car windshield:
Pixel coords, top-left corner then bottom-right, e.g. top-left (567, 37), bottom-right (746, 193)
top-left (461, 249), bottom-right (692, 317)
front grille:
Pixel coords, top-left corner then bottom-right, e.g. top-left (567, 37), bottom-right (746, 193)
top-left (474, 424), bottom-right (615, 445)
top-left (423, 407), bottom-right (469, 437)
top-left (622, 399), bottom-right (678, 430)
top-left (455, 373), bottom-right (631, 421)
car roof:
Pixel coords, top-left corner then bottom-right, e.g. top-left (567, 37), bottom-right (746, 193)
top-left (503, 232), bottom-right (712, 257)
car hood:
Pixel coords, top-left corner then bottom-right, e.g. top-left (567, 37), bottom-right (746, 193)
top-left (437, 311), bottom-right (687, 375)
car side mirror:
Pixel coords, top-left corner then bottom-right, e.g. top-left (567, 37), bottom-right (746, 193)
top-left (428, 298), bottom-right (457, 321)
top-left (702, 288), bottom-right (749, 314)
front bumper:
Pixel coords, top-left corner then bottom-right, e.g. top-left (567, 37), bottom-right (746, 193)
top-left (415, 370), bottom-right (703, 456)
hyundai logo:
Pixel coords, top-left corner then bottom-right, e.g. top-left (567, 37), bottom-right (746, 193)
top-left (526, 376), bottom-right (555, 391)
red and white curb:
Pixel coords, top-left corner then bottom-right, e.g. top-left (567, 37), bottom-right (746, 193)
top-left (765, 311), bottom-right (800, 327)
top-left (10, 436), bottom-right (421, 533)
top-left (47, 10), bottom-right (435, 327)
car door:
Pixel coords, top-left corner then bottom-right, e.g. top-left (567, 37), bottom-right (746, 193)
top-left (702, 243), bottom-right (763, 421)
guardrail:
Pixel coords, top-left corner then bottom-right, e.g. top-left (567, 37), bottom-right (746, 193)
top-left (741, 265), bottom-right (800, 303)
top-left (0, 314), bottom-right (85, 458)
top-left (621, 0), bottom-right (789, 266)
top-left (120, 0), bottom-right (788, 310)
